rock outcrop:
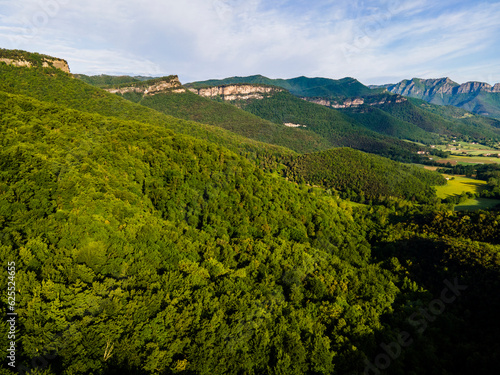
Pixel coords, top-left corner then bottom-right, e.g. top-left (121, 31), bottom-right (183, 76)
top-left (0, 56), bottom-right (70, 73)
top-left (456, 81), bottom-right (493, 94)
top-left (104, 76), bottom-right (186, 96)
top-left (188, 84), bottom-right (283, 101)
top-left (374, 77), bottom-right (500, 119)
top-left (304, 95), bottom-right (406, 109)
top-left (384, 77), bottom-right (500, 96)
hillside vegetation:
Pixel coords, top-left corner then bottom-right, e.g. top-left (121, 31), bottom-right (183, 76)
top-left (188, 74), bottom-right (500, 146)
top-left (74, 74), bottom-right (154, 87)
top-left (116, 88), bottom-right (333, 154)
top-left (0, 61), bottom-right (297, 171)
top-left (237, 91), bottom-right (425, 162)
top-left (1, 50), bottom-right (499, 375)
top-left (186, 75), bottom-right (379, 98)
top-left (285, 148), bottom-right (446, 203)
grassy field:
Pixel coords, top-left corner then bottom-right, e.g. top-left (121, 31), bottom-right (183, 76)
top-left (435, 175), bottom-right (487, 199)
top-left (434, 175), bottom-right (500, 210)
top-left (455, 198), bottom-right (500, 211)
top-left (435, 141), bottom-right (500, 155)
top-left (434, 155), bottom-right (500, 165)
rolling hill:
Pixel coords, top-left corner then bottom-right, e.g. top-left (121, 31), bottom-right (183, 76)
top-left (2, 49), bottom-right (500, 375)
top-left (88, 75), bottom-right (430, 162)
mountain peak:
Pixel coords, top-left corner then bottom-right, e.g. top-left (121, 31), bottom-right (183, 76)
top-left (382, 77), bottom-right (500, 118)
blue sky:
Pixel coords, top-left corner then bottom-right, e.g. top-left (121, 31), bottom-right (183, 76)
top-left (1, 0), bottom-right (499, 85)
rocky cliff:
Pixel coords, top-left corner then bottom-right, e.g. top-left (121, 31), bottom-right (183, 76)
top-left (0, 56), bottom-right (70, 73)
top-left (103, 76), bottom-right (186, 96)
top-left (383, 77), bottom-right (500, 96)
top-left (188, 84), bottom-right (283, 101)
top-left (304, 95), bottom-right (406, 109)
top-left (376, 77), bottom-right (500, 119)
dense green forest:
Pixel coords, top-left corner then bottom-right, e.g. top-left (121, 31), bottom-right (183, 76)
top-left (93, 75), bottom-right (429, 159)
top-left (0, 62), bottom-right (299, 172)
top-left (187, 75), bottom-right (500, 146)
top-left (75, 74), bottom-right (154, 88)
top-left (376, 99), bottom-right (500, 141)
top-left (237, 91), bottom-right (425, 162)
top-left (1, 52), bottom-right (499, 375)
top-left (284, 148), bottom-right (446, 203)
top-left (338, 106), bottom-right (440, 144)
top-left (118, 89), bottom-right (333, 154)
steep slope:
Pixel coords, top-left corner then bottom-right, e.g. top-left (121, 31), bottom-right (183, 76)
top-left (339, 105), bottom-right (441, 143)
top-left (191, 74), bottom-right (500, 144)
top-left (0, 89), bottom-right (391, 374)
top-left (410, 97), bottom-right (500, 132)
top-left (75, 73), bottom-right (155, 87)
top-left (0, 47), bottom-right (70, 72)
top-left (0, 57), bottom-right (299, 169)
top-left (235, 90), bottom-right (426, 162)
top-left (376, 98), bottom-right (500, 141)
top-left (98, 77), bottom-right (333, 153)
top-left (378, 77), bottom-right (500, 119)
top-left (2, 49), bottom-right (500, 375)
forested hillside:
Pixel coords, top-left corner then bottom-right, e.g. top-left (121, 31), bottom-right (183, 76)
top-left (0, 62), bottom-right (296, 171)
top-left (113, 87), bottom-right (333, 154)
top-left (86, 75), bottom-right (428, 159)
top-left (237, 91), bottom-right (425, 162)
top-left (188, 74), bottom-right (500, 146)
top-left (284, 148), bottom-right (446, 203)
top-left (1, 51), bottom-right (499, 375)
top-left (75, 74), bottom-right (154, 87)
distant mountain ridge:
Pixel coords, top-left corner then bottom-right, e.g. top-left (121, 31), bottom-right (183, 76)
top-left (186, 75), bottom-right (379, 98)
top-left (374, 77), bottom-right (500, 119)
top-left (188, 74), bottom-right (500, 145)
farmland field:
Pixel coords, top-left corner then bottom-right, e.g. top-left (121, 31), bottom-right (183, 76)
top-left (433, 142), bottom-right (500, 165)
top-left (435, 175), bottom-right (487, 199)
top-left (434, 155), bottom-right (500, 165)
top-left (435, 141), bottom-right (500, 155)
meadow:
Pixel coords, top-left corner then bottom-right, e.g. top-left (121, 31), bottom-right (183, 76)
top-left (435, 175), bottom-right (487, 199)
top-left (435, 155), bottom-right (500, 165)
top-left (434, 141), bottom-right (500, 164)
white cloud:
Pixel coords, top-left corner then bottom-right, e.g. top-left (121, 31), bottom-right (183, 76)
top-left (0, 0), bottom-right (499, 84)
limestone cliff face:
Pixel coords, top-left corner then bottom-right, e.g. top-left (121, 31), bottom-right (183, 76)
top-left (330, 98), bottom-right (365, 108)
top-left (493, 84), bottom-right (500, 93)
top-left (304, 95), bottom-right (405, 109)
top-left (188, 84), bottom-right (283, 101)
top-left (104, 76), bottom-right (186, 96)
top-left (0, 57), bottom-right (70, 73)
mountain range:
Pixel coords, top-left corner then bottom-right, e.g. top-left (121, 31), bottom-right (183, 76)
top-left (372, 77), bottom-right (500, 119)
top-left (183, 74), bottom-right (500, 145)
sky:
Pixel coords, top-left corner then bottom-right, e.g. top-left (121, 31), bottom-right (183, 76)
top-left (1, 0), bottom-right (499, 85)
